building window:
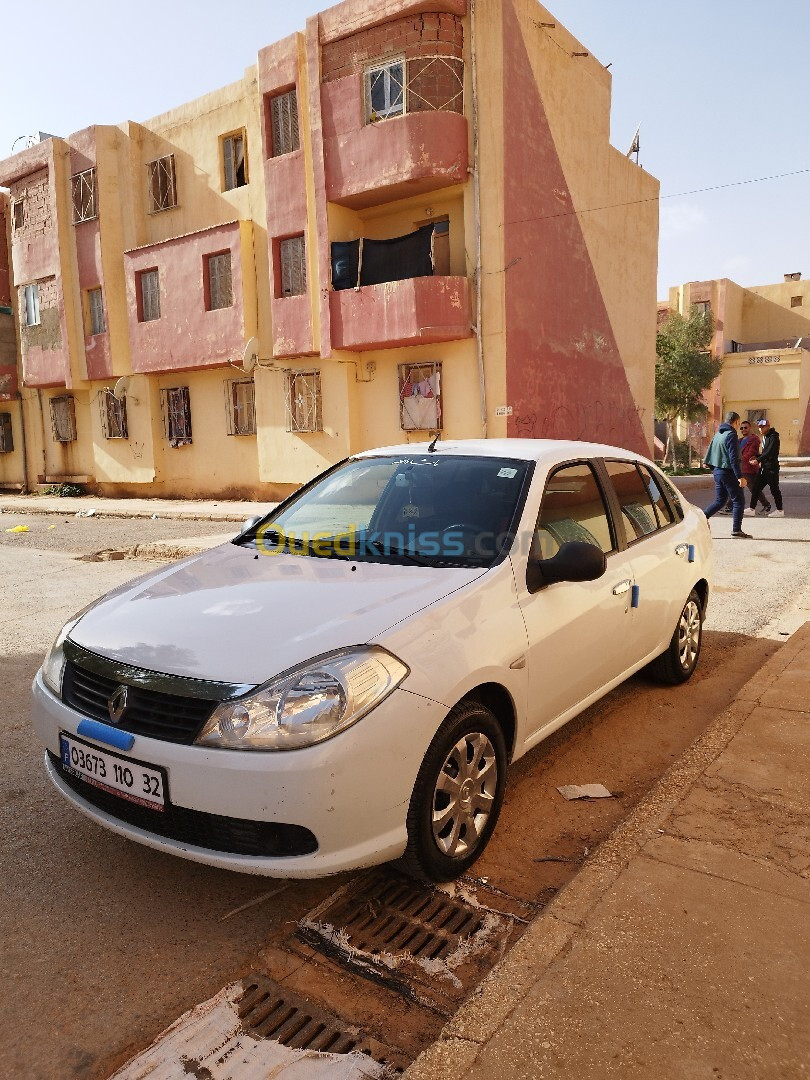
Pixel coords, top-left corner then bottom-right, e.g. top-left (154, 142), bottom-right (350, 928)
top-left (366, 58), bottom-right (405, 122)
top-left (100, 391), bottom-right (128, 439)
top-left (22, 284), bottom-right (40, 327)
top-left (160, 386), bottom-right (192, 446)
top-left (147, 155), bottom-right (177, 213)
top-left (693, 300), bottom-right (710, 316)
top-left (71, 168), bottom-right (97, 223)
top-left (268, 89), bottom-right (300, 157)
top-left (224, 378), bottom-right (256, 435)
top-left (137, 269), bottom-right (161, 322)
top-left (205, 252), bottom-right (233, 311)
top-left (399, 362), bottom-right (442, 430)
top-left (87, 287), bottom-right (105, 335)
top-left (50, 396), bottom-right (77, 443)
top-left (278, 235), bottom-right (307, 297)
top-left (791, 295), bottom-right (803, 308)
top-left (285, 371), bottom-right (322, 433)
top-left (12, 201), bottom-right (24, 230)
top-left (0, 413), bottom-right (13, 453)
top-left (222, 131), bottom-right (248, 190)
top-left (416, 215), bottom-right (450, 274)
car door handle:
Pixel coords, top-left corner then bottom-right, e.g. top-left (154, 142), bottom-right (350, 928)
top-left (675, 543), bottom-right (695, 562)
top-left (612, 579), bottom-right (632, 596)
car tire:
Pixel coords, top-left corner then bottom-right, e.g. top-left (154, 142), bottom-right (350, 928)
top-left (398, 700), bottom-right (507, 882)
top-left (649, 589), bottom-right (703, 685)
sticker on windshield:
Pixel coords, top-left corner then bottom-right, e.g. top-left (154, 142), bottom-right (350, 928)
top-left (497, 467), bottom-right (518, 478)
top-left (402, 504), bottom-right (420, 519)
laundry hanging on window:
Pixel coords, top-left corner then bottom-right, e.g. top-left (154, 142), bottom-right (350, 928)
top-left (330, 224), bottom-right (435, 290)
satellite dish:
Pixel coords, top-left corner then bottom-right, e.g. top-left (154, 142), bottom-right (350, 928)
top-left (113, 377), bottom-right (130, 401)
top-left (241, 337), bottom-right (259, 374)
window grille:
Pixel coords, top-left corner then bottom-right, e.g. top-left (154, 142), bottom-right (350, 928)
top-left (399, 362), bottom-right (442, 431)
top-left (71, 168), bottom-right (97, 223)
top-left (22, 284), bottom-right (40, 327)
top-left (224, 379), bottom-right (256, 435)
top-left (285, 371), bottom-right (322, 433)
top-left (160, 386), bottom-right (192, 446)
top-left (222, 132), bottom-right (247, 190)
top-left (0, 412), bottom-right (13, 453)
top-left (269, 90), bottom-right (300, 157)
top-left (138, 269), bottom-right (160, 322)
top-left (99, 390), bottom-right (128, 439)
top-left (366, 59), bottom-right (405, 121)
top-left (88, 287), bottom-right (105, 335)
top-left (279, 235), bottom-right (307, 297)
top-left (206, 252), bottom-right (233, 310)
top-left (50, 396), bottom-right (77, 443)
top-left (365, 55), bottom-right (464, 124)
top-left (12, 201), bottom-right (24, 230)
top-left (147, 155), bottom-right (177, 213)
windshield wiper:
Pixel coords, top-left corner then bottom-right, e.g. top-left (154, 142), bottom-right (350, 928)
top-left (366, 539), bottom-right (434, 566)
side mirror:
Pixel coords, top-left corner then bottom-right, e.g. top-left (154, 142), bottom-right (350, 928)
top-left (527, 541), bottom-right (607, 593)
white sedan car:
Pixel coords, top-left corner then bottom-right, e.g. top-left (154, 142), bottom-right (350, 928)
top-left (32, 440), bottom-right (711, 881)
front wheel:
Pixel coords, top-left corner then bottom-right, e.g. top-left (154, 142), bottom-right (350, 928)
top-left (649, 589), bottom-right (703, 685)
top-left (399, 701), bottom-right (507, 882)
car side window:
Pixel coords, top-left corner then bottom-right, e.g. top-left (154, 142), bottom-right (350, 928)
top-left (605, 461), bottom-right (665, 544)
top-left (534, 462), bottom-right (615, 560)
top-left (638, 465), bottom-right (675, 528)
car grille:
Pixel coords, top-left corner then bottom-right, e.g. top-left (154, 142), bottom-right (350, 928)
top-left (48, 752), bottom-right (318, 858)
top-left (62, 660), bottom-right (216, 745)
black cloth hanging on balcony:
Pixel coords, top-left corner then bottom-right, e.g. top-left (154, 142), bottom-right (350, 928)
top-left (330, 224), bottom-right (435, 290)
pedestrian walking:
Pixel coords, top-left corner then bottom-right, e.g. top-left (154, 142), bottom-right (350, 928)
top-left (703, 412), bottom-right (751, 538)
top-left (740, 419), bottom-right (771, 516)
top-left (748, 417), bottom-right (784, 517)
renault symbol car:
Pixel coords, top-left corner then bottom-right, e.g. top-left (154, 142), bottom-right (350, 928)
top-left (33, 440), bottom-right (712, 881)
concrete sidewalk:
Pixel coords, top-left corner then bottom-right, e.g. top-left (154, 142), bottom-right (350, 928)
top-left (0, 493), bottom-right (273, 522)
top-left (406, 622), bottom-right (810, 1080)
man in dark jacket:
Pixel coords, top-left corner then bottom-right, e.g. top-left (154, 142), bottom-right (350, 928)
top-left (748, 418), bottom-right (784, 517)
top-left (703, 411), bottom-right (751, 537)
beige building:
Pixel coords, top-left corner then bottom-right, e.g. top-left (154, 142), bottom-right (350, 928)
top-left (662, 274), bottom-right (810, 457)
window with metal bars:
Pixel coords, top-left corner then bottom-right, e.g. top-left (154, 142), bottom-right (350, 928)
top-left (22, 284), bottom-right (40, 327)
top-left (100, 391), bottom-right (128, 439)
top-left (147, 155), bottom-right (177, 213)
top-left (138, 269), bottom-right (160, 322)
top-left (160, 387), bottom-right (192, 446)
top-left (88, 287), bottom-right (105, 335)
top-left (12, 201), bottom-right (24, 230)
top-left (205, 252), bottom-right (233, 311)
top-left (399, 362), bottom-right (442, 431)
top-left (285, 371), bottom-right (322, 433)
top-left (366, 59), bottom-right (405, 121)
top-left (278, 235), bottom-right (307, 297)
top-left (222, 131), bottom-right (247, 190)
top-left (71, 168), bottom-right (97, 223)
top-left (224, 379), bottom-right (256, 436)
top-left (0, 413), bottom-right (13, 453)
top-left (268, 89), bottom-right (300, 157)
top-left (50, 396), bottom-right (77, 443)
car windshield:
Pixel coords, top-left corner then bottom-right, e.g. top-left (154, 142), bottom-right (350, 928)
top-left (237, 454), bottom-right (532, 567)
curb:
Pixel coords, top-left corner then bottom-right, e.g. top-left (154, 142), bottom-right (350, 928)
top-left (403, 622), bottom-right (810, 1078)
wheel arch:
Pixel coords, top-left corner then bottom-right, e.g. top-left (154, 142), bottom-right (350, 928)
top-left (692, 578), bottom-right (710, 616)
top-left (461, 682), bottom-right (518, 762)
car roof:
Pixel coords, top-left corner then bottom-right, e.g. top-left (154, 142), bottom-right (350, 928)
top-left (353, 438), bottom-right (651, 468)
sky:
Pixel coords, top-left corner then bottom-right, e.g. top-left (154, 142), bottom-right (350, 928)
top-left (2, 0), bottom-right (808, 298)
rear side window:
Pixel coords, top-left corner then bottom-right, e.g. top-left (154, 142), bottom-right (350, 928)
top-left (534, 462), bottom-right (615, 560)
top-left (638, 465), bottom-right (675, 528)
top-left (605, 461), bottom-right (670, 544)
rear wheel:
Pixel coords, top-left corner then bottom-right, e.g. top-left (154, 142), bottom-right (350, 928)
top-left (649, 589), bottom-right (703, 684)
top-left (399, 701), bottom-right (507, 882)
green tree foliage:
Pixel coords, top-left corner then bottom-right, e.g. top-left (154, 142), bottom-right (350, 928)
top-left (655, 308), bottom-right (722, 468)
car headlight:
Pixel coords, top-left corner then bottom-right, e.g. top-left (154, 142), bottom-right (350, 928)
top-left (41, 608), bottom-right (92, 696)
top-left (195, 647), bottom-right (409, 751)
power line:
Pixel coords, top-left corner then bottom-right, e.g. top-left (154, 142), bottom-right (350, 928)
top-left (503, 166), bottom-right (810, 230)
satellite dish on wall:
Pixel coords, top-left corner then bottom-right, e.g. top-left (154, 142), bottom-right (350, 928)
top-left (113, 377), bottom-right (131, 401)
top-left (241, 337), bottom-right (259, 374)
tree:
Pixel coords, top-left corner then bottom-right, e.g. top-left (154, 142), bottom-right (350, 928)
top-left (655, 308), bottom-right (722, 469)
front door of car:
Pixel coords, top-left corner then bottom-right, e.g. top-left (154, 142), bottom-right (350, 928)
top-left (514, 461), bottom-right (639, 742)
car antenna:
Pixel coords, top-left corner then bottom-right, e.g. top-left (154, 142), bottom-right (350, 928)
top-left (427, 431), bottom-right (441, 453)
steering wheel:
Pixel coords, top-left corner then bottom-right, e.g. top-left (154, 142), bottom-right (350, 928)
top-left (440, 522), bottom-right (485, 555)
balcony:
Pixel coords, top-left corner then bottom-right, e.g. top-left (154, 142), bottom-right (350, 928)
top-left (329, 275), bottom-right (472, 351)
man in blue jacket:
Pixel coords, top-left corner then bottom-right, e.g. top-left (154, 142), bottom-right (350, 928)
top-left (703, 412), bottom-right (751, 538)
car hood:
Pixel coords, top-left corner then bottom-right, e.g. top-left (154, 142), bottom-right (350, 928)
top-left (69, 542), bottom-right (485, 685)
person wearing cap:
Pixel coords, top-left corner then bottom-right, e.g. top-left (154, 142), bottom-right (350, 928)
top-left (748, 417), bottom-right (784, 517)
top-left (702, 411), bottom-right (751, 538)
top-left (741, 419), bottom-right (772, 516)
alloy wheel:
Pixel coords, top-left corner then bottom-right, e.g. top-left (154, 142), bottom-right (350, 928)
top-left (432, 732), bottom-right (498, 858)
top-left (678, 599), bottom-right (701, 670)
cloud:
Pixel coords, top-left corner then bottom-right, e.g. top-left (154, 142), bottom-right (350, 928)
top-left (659, 203), bottom-right (708, 240)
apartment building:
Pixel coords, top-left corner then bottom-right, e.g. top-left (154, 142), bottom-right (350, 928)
top-left (663, 274), bottom-right (810, 456)
top-left (0, 0), bottom-right (659, 499)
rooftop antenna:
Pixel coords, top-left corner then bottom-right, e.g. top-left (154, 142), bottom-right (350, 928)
top-left (427, 431), bottom-right (441, 453)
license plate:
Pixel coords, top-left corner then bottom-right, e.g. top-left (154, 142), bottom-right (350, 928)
top-left (59, 732), bottom-right (167, 811)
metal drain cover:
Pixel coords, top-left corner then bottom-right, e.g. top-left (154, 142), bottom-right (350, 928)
top-left (296, 872), bottom-right (515, 1013)
top-left (237, 974), bottom-right (408, 1073)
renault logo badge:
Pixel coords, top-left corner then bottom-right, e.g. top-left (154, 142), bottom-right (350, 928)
top-left (108, 685), bottom-right (128, 725)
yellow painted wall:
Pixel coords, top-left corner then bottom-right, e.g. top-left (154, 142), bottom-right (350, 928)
top-left (723, 349), bottom-right (806, 456)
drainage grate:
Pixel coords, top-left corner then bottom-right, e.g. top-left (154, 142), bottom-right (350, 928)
top-left (236, 974), bottom-right (408, 1073)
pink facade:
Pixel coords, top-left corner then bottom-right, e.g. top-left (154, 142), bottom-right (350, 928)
top-left (124, 222), bottom-right (249, 373)
top-left (330, 276), bottom-right (472, 351)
